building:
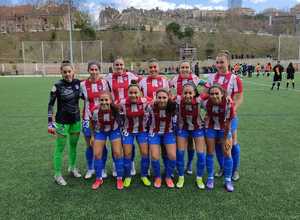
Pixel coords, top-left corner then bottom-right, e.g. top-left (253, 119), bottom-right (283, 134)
top-left (0, 4), bottom-right (73, 33)
top-left (227, 7), bottom-right (255, 16)
top-left (228, 0), bottom-right (242, 9)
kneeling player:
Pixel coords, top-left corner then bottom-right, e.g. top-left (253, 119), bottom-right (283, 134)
top-left (119, 81), bottom-right (151, 187)
top-left (148, 89), bottom-right (177, 188)
top-left (176, 83), bottom-right (206, 189)
top-left (91, 92), bottom-right (124, 190)
top-left (202, 84), bottom-right (235, 192)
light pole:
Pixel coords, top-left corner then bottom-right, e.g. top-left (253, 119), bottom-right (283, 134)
top-left (68, 0), bottom-right (74, 64)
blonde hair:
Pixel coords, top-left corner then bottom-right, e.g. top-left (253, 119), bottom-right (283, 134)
top-left (217, 50), bottom-right (231, 64)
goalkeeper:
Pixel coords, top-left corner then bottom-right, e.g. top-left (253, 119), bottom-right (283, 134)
top-left (47, 61), bottom-right (82, 186)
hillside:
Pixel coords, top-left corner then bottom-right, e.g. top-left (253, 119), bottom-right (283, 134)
top-left (0, 30), bottom-right (298, 63)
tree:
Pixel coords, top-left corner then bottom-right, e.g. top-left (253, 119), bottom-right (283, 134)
top-left (184, 26), bottom-right (194, 39)
top-left (166, 22), bottom-right (181, 36)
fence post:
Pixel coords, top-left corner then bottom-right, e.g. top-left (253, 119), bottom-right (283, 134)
top-left (100, 40), bottom-right (103, 68)
top-left (41, 41), bottom-right (46, 76)
top-left (22, 41), bottom-right (25, 74)
top-left (80, 40), bottom-right (84, 63)
top-left (61, 41), bottom-right (64, 61)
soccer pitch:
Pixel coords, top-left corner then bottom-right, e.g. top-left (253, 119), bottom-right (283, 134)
top-left (0, 76), bottom-right (299, 219)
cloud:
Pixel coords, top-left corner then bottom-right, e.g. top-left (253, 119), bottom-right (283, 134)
top-left (209, 0), bottom-right (224, 4)
top-left (81, 0), bottom-right (227, 21)
top-left (248, 0), bottom-right (267, 3)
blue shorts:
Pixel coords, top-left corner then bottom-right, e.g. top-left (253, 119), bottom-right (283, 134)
top-left (231, 117), bottom-right (239, 133)
top-left (94, 128), bottom-right (121, 141)
top-left (122, 132), bottom-right (148, 145)
top-left (176, 128), bottom-right (205, 138)
top-left (148, 132), bottom-right (176, 145)
top-left (205, 128), bottom-right (232, 139)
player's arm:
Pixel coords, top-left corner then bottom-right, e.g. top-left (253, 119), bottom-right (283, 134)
top-left (234, 77), bottom-right (244, 111)
top-left (47, 85), bottom-right (57, 135)
top-left (224, 99), bottom-right (235, 150)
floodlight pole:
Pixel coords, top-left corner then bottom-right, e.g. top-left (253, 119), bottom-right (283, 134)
top-left (68, 0), bottom-right (74, 64)
top-left (278, 34), bottom-right (281, 61)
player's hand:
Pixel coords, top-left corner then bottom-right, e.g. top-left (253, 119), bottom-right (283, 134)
top-left (48, 122), bottom-right (56, 135)
top-left (89, 136), bottom-right (94, 146)
top-left (224, 139), bottom-right (232, 151)
top-left (82, 120), bottom-right (90, 128)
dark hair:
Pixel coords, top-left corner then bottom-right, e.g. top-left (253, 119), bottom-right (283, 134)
top-left (60, 60), bottom-right (73, 71)
top-left (98, 91), bottom-right (120, 118)
top-left (182, 82), bottom-right (199, 97)
top-left (128, 80), bottom-right (141, 91)
top-left (88, 61), bottom-right (101, 71)
top-left (155, 89), bottom-right (176, 115)
top-left (208, 83), bottom-right (227, 96)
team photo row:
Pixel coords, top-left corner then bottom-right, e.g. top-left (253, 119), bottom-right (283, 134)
top-left (47, 50), bottom-right (243, 192)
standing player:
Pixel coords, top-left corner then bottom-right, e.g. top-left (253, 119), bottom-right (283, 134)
top-left (118, 82), bottom-right (151, 187)
top-left (202, 84), bottom-right (235, 192)
top-left (139, 59), bottom-right (170, 173)
top-left (205, 50), bottom-right (243, 181)
top-left (169, 61), bottom-right (200, 175)
top-left (48, 61), bottom-right (82, 186)
top-left (139, 58), bottom-right (169, 100)
top-left (255, 63), bottom-right (261, 78)
top-left (91, 92), bottom-right (124, 190)
top-left (265, 62), bottom-right (272, 77)
top-left (176, 83), bottom-right (206, 189)
top-left (271, 61), bottom-right (284, 90)
top-left (105, 57), bottom-right (139, 176)
top-left (148, 89), bottom-right (177, 188)
top-left (286, 62), bottom-right (295, 89)
top-left (81, 61), bottom-right (110, 179)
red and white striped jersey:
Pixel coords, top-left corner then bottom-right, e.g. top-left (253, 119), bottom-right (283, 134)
top-left (139, 75), bottom-right (169, 99)
top-left (81, 78), bottom-right (110, 121)
top-left (206, 72), bottom-right (243, 98)
top-left (119, 97), bottom-right (150, 133)
top-left (201, 97), bottom-right (235, 130)
top-left (176, 96), bottom-right (203, 131)
top-left (149, 103), bottom-right (174, 134)
top-left (169, 73), bottom-right (200, 96)
top-left (105, 72), bottom-right (139, 102)
top-left (92, 107), bottom-right (119, 132)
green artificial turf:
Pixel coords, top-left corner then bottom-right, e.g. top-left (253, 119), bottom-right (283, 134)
top-left (0, 75), bottom-right (299, 219)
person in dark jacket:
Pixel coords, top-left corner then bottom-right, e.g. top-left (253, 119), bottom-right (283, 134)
top-left (48, 61), bottom-right (82, 186)
top-left (271, 61), bottom-right (284, 90)
top-left (286, 62), bottom-right (295, 89)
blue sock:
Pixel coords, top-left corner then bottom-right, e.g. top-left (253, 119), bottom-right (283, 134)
top-left (187, 149), bottom-right (195, 169)
top-left (102, 146), bottom-right (108, 170)
top-left (131, 144), bottom-right (136, 162)
top-left (114, 158), bottom-right (124, 178)
top-left (206, 154), bottom-right (214, 179)
top-left (176, 150), bottom-right (185, 176)
top-left (151, 159), bottom-right (161, 178)
top-left (124, 158), bottom-right (132, 177)
top-left (196, 152), bottom-right (206, 177)
top-left (141, 157), bottom-right (150, 177)
top-left (162, 155), bottom-right (168, 172)
top-left (166, 159), bottom-right (176, 178)
top-left (232, 144), bottom-right (240, 172)
top-left (94, 158), bottom-right (103, 179)
top-left (224, 156), bottom-right (233, 182)
top-left (215, 143), bottom-right (224, 169)
top-left (85, 146), bottom-right (94, 170)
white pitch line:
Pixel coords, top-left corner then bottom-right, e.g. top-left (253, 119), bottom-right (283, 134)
top-left (243, 80), bottom-right (300, 93)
